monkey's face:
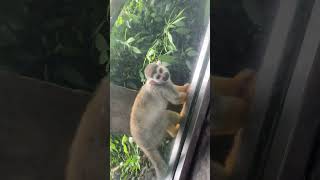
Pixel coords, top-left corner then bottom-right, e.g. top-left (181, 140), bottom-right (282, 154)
top-left (144, 62), bottom-right (171, 85)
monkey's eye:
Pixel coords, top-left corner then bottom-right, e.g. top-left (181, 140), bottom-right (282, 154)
top-left (159, 68), bottom-right (163, 74)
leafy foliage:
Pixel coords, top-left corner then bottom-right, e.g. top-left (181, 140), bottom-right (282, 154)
top-left (0, 0), bottom-right (108, 91)
top-left (110, 134), bottom-right (151, 179)
top-left (110, 0), bottom-right (205, 89)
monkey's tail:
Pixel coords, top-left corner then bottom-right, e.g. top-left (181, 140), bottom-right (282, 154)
top-left (142, 148), bottom-right (168, 180)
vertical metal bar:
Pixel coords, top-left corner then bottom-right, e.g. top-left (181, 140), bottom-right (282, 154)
top-left (165, 21), bottom-right (210, 180)
top-left (110, 0), bottom-right (127, 28)
top-left (263, 0), bottom-right (320, 179)
top-left (173, 59), bottom-right (210, 180)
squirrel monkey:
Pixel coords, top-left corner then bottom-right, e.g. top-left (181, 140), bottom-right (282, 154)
top-left (130, 61), bottom-right (190, 180)
top-left (211, 69), bottom-right (256, 179)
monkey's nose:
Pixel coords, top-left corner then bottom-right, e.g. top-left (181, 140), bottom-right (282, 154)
top-left (162, 72), bottom-right (169, 81)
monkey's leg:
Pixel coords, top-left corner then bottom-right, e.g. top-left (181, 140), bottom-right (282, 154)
top-left (165, 95), bottom-right (189, 138)
top-left (224, 129), bottom-right (242, 176)
top-left (167, 123), bottom-right (180, 138)
top-left (165, 110), bottom-right (184, 138)
top-left (142, 148), bottom-right (168, 179)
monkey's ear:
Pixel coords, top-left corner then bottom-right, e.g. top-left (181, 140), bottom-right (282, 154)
top-left (144, 63), bottom-right (157, 78)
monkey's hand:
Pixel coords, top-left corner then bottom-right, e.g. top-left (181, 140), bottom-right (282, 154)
top-left (175, 83), bottom-right (190, 93)
top-left (183, 83), bottom-right (190, 93)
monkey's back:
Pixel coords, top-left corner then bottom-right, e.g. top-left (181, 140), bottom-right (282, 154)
top-left (130, 84), bottom-right (170, 149)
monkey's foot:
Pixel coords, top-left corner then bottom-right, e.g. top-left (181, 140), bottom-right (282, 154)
top-left (167, 124), bottom-right (180, 138)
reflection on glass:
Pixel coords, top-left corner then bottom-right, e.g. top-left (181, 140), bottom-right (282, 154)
top-left (110, 0), bottom-right (209, 179)
top-left (211, 0), bottom-right (276, 179)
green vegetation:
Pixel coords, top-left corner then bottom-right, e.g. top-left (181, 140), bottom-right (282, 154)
top-left (110, 134), bottom-right (151, 179)
top-left (110, 0), bottom-right (205, 90)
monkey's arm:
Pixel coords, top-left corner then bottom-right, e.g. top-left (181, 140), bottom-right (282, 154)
top-left (174, 83), bottom-right (189, 93)
top-left (212, 69), bottom-right (255, 100)
top-left (164, 110), bottom-right (185, 138)
top-left (162, 84), bottom-right (187, 105)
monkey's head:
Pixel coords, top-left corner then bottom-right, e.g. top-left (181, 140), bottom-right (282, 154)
top-left (144, 61), bottom-right (171, 85)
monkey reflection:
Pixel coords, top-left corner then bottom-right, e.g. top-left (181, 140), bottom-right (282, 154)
top-left (211, 69), bottom-right (256, 179)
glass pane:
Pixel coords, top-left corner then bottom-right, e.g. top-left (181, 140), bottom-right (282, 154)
top-left (210, 0), bottom-right (304, 179)
top-left (110, 0), bottom-right (209, 179)
top-left (212, 0), bottom-right (316, 178)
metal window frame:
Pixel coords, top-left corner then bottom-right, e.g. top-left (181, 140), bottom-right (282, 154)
top-left (165, 22), bottom-right (210, 180)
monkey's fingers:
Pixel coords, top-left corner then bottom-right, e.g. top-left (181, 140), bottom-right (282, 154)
top-left (175, 85), bottom-right (188, 92)
top-left (183, 83), bottom-right (190, 91)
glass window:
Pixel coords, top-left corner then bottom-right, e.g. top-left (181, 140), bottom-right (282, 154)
top-left (110, 0), bottom-right (209, 179)
top-left (211, 0), bottom-right (314, 179)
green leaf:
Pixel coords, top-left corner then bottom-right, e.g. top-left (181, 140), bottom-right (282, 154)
top-left (146, 49), bottom-right (156, 58)
top-left (95, 33), bottom-right (107, 52)
top-left (126, 20), bottom-right (131, 28)
top-left (174, 20), bottom-right (185, 27)
top-left (167, 32), bottom-right (174, 46)
top-left (116, 16), bottom-right (124, 26)
top-left (121, 135), bottom-right (129, 154)
top-left (172, 17), bottom-right (186, 25)
top-left (186, 60), bottom-right (192, 71)
top-left (131, 46), bottom-right (142, 54)
top-left (155, 17), bottom-right (162, 22)
top-left (158, 55), bottom-right (175, 64)
top-left (175, 27), bottom-right (190, 35)
top-left (139, 71), bottom-right (145, 81)
top-left (123, 144), bottom-right (128, 155)
top-left (126, 37), bottom-right (135, 44)
top-left (187, 49), bottom-right (198, 57)
top-left (176, 8), bottom-right (185, 18)
top-left (110, 142), bottom-right (116, 152)
top-left (185, 47), bottom-right (193, 52)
